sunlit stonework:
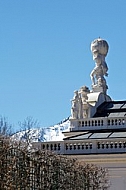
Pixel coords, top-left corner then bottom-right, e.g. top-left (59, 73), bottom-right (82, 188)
top-left (33, 39), bottom-right (126, 189)
top-left (71, 38), bottom-right (111, 120)
top-left (90, 38), bottom-right (109, 94)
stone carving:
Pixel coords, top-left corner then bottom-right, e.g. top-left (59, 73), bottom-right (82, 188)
top-left (71, 86), bottom-right (90, 119)
top-left (71, 91), bottom-right (80, 119)
top-left (79, 86), bottom-right (90, 118)
top-left (90, 38), bottom-right (109, 94)
top-left (71, 38), bottom-right (110, 119)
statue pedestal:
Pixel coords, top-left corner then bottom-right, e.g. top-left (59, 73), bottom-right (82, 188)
top-left (92, 86), bottom-right (105, 94)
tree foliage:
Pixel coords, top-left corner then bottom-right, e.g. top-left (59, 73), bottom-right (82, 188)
top-left (0, 116), bottom-right (12, 136)
top-left (0, 135), bottom-right (110, 190)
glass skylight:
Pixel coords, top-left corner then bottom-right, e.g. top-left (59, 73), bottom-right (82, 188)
top-left (110, 132), bottom-right (126, 138)
top-left (90, 132), bottom-right (111, 139)
top-left (70, 133), bottom-right (92, 140)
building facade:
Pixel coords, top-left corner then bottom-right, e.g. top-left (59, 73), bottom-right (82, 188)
top-left (32, 38), bottom-right (126, 189)
top-left (33, 38), bottom-right (126, 156)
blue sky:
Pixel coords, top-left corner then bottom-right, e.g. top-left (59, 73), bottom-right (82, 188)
top-left (0, 1), bottom-right (126, 130)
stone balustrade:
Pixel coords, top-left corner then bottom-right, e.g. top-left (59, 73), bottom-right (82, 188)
top-left (32, 138), bottom-right (126, 155)
top-left (95, 140), bottom-right (126, 155)
top-left (32, 141), bottom-right (63, 153)
top-left (71, 117), bottom-right (126, 131)
top-left (64, 140), bottom-right (93, 154)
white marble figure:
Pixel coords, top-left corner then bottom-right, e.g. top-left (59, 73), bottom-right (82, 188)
top-left (80, 86), bottom-right (89, 101)
top-left (90, 38), bottom-right (109, 94)
top-left (90, 54), bottom-right (107, 86)
top-left (71, 100), bottom-right (78, 119)
top-left (71, 87), bottom-right (90, 119)
top-left (82, 102), bottom-right (89, 118)
top-left (79, 86), bottom-right (90, 118)
top-left (71, 91), bottom-right (81, 119)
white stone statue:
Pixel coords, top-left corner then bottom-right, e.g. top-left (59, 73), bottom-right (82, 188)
top-left (71, 100), bottom-right (78, 119)
top-left (71, 90), bottom-right (81, 119)
top-left (79, 86), bottom-right (90, 118)
top-left (90, 38), bottom-right (109, 94)
top-left (71, 87), bottom-right (90, 119)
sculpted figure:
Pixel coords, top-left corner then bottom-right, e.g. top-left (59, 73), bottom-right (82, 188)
top-left (71, 99), bottom-right (78, 119)
top-left (80, 86), bottom-right (90, 101)
top-left (82, 102), bottom-right (89, 118)
top-left (90, 54), bottom-right (107, 86)
top-left (79, 86), bottom-right (90, 118)
top-left (71, 91), bottom-right (80, 119)
top-left (90, 38), bottom-right (109, 93)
